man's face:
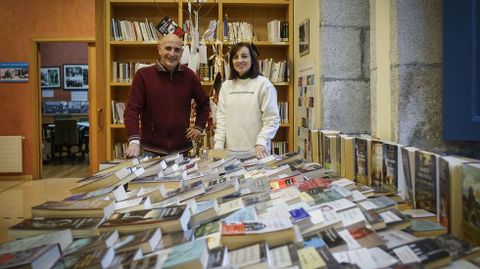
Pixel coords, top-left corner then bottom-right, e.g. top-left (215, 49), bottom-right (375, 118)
top-left (158, 36), bottom-right (183, 72)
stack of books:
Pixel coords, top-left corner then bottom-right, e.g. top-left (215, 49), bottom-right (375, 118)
top-left (2, 151), bottom-right (480, 269)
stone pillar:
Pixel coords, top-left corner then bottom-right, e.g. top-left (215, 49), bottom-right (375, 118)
top-left (321, 0), bottom-right (370, 133)
top-left (390, 0), bottom-right (442, 149)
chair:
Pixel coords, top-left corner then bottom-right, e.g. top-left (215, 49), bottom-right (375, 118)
top-left (52, 119), bottom-right (80, 164)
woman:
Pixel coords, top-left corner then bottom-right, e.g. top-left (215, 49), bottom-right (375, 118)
top-left (214, 42), bottom-right (280, 159)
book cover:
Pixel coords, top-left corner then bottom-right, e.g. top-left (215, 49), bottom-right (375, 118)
top-left (0, 229), bottom-right (73, 255)
top-left (403, 220), bottom-right (447, 237)
top-left (400, 146), bottom-right (417, 207)
top-left (383, 142), bottom-right (399, 190)
top-left (414, 150), bottom-right (438, 215)
top-left (63, 230), bottom-right (119, 255)
top-left (390, 238), bottom-right (451, 268)
top-left (270, 175), bottom-right (298, 191)
top-left (114, 228), bottom-right (161, 253)
top-left (155, 230), bottom-right (194, 251)
top-left (8, 217), bottom-right (103, 238)
top-left (99, 205), bottom-right (189, 233)
top-left (355, 137), bottom-right (370, 186)
top-left (0, 244), bottom-right (61, 269)
top-left (298, 246), bottom-right (326, 269)
top-left (433, 233), bottom-right (480, 260)
top-left (229, 242), bottom-right (269, 269)
top-left (270, 243), bottom-right (300, 269)
top-left (370, 140), bottom-right (384, 187)
top-left (31, 199), bottom-right (115, 219)
top-left (162, 239), bottom-right (209, 269)
top-left (461, 162), bottom-right (480, 245)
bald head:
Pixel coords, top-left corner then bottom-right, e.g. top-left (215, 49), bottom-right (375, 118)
top-left (157, 34), bottom-right (183, 71)
top-left (160, 33), bottom-right (183, 47)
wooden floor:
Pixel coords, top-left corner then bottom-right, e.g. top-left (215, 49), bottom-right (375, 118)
top-left (42, 163), bottom-right (90, 178)
top-left (0, 178), bottom-right (79, 244)
top-left (0, 162), bottom-right (90, 243)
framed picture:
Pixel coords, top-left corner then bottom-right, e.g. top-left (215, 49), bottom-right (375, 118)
top-left (63, 64), bottom-right (88, 90)
top-left (299, 19), bottom-right (310, 56)
top-left (0, 62), bottom-right (29, 82)
top-left (41, 66), bottom-right (60, 89)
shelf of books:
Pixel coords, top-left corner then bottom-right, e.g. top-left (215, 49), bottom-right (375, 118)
top-left (3, 142), bottom-right (480, 268)
top-left (105, 0), bottom-right (294, 159)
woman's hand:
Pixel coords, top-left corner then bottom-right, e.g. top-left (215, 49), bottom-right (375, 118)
top-left (255, 144), bottom-right (268, 159)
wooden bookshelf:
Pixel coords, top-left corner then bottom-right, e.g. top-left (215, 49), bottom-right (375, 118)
top-left (105, 0), bottom-right (293, 159)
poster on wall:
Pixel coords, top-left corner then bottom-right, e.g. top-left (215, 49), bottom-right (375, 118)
top-left (0, 62), bottom-right (29, 82)
top-left (63, 64), bottom-right (88, 90)
top-left (41, 66), bottom-right (61, 89)
top-left (299, 19), bottom-right (310, 56)
top-left (297, 63), bottom-right (315, 161)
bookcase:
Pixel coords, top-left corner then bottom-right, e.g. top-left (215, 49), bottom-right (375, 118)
top-left (105, 0), bottom-right (293, 159)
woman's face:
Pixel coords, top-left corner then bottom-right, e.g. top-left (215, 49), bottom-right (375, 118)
top-left (232, 46), bottom-right (252, 77)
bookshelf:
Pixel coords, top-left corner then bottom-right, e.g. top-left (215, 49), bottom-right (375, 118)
top-left (105, 0), bottom-right (293, 159)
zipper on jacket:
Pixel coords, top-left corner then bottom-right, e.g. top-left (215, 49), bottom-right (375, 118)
top-left (151, 121), bottom-right (155, 132)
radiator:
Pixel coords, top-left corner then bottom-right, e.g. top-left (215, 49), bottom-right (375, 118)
top-left (0, 136), bottom-right (23, 173)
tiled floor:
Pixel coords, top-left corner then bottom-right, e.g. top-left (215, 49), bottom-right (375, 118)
top-left (0, 178), bottom-right (78, 244)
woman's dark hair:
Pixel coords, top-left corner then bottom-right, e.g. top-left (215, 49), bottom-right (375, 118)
top-left (228, 42), bottom-right (261, 80)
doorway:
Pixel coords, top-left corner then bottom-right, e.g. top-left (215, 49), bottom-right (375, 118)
top-left (32, 39), bottom-right (97, 179)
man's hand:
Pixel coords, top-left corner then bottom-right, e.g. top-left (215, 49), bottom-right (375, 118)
top-left (186, 127), bottom-right (201, 140)
top-left (125, 143), bottom-right (140, 158)
top-left (255, 144), bottom-right (268, 159)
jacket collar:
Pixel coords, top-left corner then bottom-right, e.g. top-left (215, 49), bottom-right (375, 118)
top-left (155, 60), bottom-right (185, 73)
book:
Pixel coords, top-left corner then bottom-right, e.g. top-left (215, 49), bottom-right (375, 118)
top-left (270, 243), bottom-right (300, 269)
top-left (297, 246), bottom-right (326, 269)
top-left (114, 196), bottom-right (152, 214)
top-left (433, 233), bottom-right (480, 260)
top-left (377, 229), bottom-right (418, 249)
top-left (99, 205), bottom-right (190, 234)
top-left (114, 228), bottom-right (162, 254)
top-left (63, 230), bottom-right (119, 256)
top-left (438, 156), bottom-right (467, 237)
top-left (362, 208), bottom-right (387, 230)
top-left (332, 248), bottom-right (377, 269)
top-left (403, 219), bottom-right (447, 237)
top-left (370, 140), bottom-right (384, 187)
top-left (0, 244), bottom-right (61, 269)
top-left (31, 199), bottom-right (115, 219)
top-left (197, 178), bottom-right (240, 202)
top-left (461, 162), bottom-right (480, 245)
top-left (379, 209), bottom-right (412, 230)
top-left (383, 142), bottom-right (399, 191)
top-left (400, 146), bottom-right (419, 207)
top-left (334, 223), bottom-right (385, 252)
top-left (8, 217), bottom-right (103, 238)
top-left (164, 180), bottom-right (205, 202)
top-left (354, 136), bottom-right (372, 186)
top-left (128, 175), bottom-right (183, 190)
top-left (57, 247), bottom-right (115, 269)
top-left (390, 238), bottom-right (452, 269)
top-left (155, 230), bottom-right (194, 251)
top-left (270, 175), bottom-right (298, 191)
top-left (358, 196), bottom-right (398, 212)
top-left (71, 166), bottom-right (143, 194)
top-left (414, 150), bottom-right (440, 217)
top-left (189, 199), bottom-right (220, 228)
top-left (0, 229), bottom-right (73, 254)
top-left (206, 247), bottom-right (228, 269)
top-left (221, 218), bottom-right (296, 249)
top-left (229, 242), bottom-right (271, 269)
top-left (401, 208), bottom-right (437, 222)
top-left (155, 16), bottom-right (185, 38)
top-left (161, 239), bottom-right (209, 269)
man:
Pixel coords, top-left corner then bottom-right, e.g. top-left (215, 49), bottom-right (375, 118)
top-left (124, 33), bottom-right (210, 157)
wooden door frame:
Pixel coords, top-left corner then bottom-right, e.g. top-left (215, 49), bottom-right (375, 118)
top-left (31, 38), bottom-right (95, 180)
